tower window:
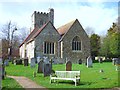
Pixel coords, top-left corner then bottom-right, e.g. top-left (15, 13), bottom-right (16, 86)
top-left (40, 20), bottom-right (43, 25)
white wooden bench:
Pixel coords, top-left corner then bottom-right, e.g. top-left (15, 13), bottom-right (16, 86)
top-left (50, 71), bottom-right (80, 86)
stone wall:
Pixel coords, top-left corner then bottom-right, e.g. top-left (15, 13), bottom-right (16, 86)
top-left (60, 20), bottom-right (90, 64)
top-left (35, 22), bottom-right (60, 59)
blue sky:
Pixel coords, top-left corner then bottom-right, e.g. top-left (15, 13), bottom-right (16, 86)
top-left (0, 0), bottom-right (119, 37)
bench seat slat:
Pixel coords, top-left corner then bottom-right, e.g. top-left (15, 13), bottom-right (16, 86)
top-left (50, 71), bottom-right (80, 86)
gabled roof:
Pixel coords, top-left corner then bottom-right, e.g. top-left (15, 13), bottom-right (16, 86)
top-left (57, 19), bottom-right (76, 35)
top-left (19, 21), bottom-right (49, 47)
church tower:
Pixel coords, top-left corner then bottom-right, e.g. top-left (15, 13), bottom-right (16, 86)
top-left (31, 8), bottom-right (54, 32)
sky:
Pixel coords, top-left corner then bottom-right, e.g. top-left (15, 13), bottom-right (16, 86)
top-left (0, 0), bottom-right (119, 37)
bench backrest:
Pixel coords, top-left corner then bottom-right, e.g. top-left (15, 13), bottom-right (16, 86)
top-left (55, 71), bottom-right (80, 78)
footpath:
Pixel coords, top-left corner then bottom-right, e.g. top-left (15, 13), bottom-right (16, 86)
top-left (7, 76), bottom-right (48, 90)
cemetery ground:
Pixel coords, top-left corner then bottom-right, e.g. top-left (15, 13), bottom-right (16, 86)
top-left (2, 61), bottom-right (119, 89)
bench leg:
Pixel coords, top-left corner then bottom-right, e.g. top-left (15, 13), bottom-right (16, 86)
top-left (75, 80), bottom-right (77, 86)
top-left (54, 79), bottom-right (56, 82)
top-left (50, 79), bottom-right (52, 83)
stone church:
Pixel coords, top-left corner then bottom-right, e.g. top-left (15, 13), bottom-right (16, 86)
top-left (19, 8), bottom-right (90, 64)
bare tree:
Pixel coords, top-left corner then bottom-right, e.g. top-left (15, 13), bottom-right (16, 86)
top-left (1, 21), bottom-right (18, 59)
top-left (18, 27), bottom-right (29, 43)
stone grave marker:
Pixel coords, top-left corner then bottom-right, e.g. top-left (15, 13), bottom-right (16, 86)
top-left (37, 60), bottom-right (43, 73)
top-left (2, 64), bottom-right (5, 79)
top-left (14, 59), bottom-right (22, 65)
top-left (24, 58), bottom-right (28, 66)
top-left (37, 56), bottom-right (40, 63)
top-left (43, 57), bottom-right (49, 64)
top-left (99, 58), bottom-right (103, 63)
top-left (112, 58), bottom-right (117, 65)
top-left (43, 63), bottom-right (52, 77)
top-left (115, 58), bottom-right (120, 71)
top-left (66, 61), bottom-right (72, 71)
top-left (30, 58), bottom-right (35, 68)
top-left (87, 56), bottom-right (93, 68)
top-left (4, 59), bottom-right (9, 66)
top-left (78, 59), bottom-right (82, 64)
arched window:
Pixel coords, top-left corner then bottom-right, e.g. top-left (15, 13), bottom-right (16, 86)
top-left (72, 36), bottom-right (81, 51)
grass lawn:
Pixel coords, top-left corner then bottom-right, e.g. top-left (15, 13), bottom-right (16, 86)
top-left (2, 77), bottom-right (24, 90)
top-left (2, 62), bottom-right (119, 89)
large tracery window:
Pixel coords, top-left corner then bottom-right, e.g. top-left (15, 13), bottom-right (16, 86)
top-left (44, 42), bottom-right (55, 54)
top-left (72, 36), bottom-right (81, 51)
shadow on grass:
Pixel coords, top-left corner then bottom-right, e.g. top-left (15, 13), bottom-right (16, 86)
top-left (51, 80), bottom-right (96, 86)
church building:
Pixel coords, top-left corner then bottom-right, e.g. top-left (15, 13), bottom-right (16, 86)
top-left (19, 8), bottom-right (90, 63)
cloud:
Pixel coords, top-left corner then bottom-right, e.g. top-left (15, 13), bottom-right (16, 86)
top-left (0, 1), bottom-right (118, 36)
top-left (54, 2), bottom-right (117, 35)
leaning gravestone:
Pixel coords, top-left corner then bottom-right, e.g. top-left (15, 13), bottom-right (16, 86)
top-left (30, 58), bottom-right (35, 68)
top-left (24, 58), bottom-right (28, 66)
top-left (87, 56), bottom-right (93, 68)
top-left (37, 60), bottom-right (43, 73)
top-left (66, 61), bottom-right (72, 71)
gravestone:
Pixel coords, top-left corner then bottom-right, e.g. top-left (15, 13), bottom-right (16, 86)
top-left (30, 58), bottom-right (35, 68)
top-left (115, 58), bottom-right (120, 71)
top-left (78, 59), bottom-right (82, 64)
top-left (66, 61), bottom-right (72, 71)
top-left (24, 58), bottom-right (28, 66)
top-left (112, 58), bottom-right (117, 65)
top-left (43, 57), bottom-right (49, 64)
top-left (43, 63), bottom-right (52, 77)
top-left (14, 59), bottom-right (22, 65)
top-left (87, 56), bottom-right (93, 68)
top-left (99, 58), bottom-right (103, 63)
top-left (0, 58), bottom-right (2, 80)
top-left (2, 64), bottom-right (5, 79)
top-left (37, 56), bottom-right (40, 63)
top-left (37, 60), bottom-right (43, 73)
top-left (4, 60), bottom-right (9, 66)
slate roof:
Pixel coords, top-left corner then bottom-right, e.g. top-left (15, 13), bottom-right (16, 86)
top-left (57, 19), bottom-right (76, 35)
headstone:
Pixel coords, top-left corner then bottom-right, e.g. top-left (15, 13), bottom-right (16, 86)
top-left (43, 57), bottom-right (49, 64)
top-left (43, 63), bottom-right (52, 77)
top-left (112, 58), bottom-right (117, 65)
top-left (4, 60), bottom-right (9, 66)
top-left (14, 59), bottom-right (22, 65)
top-left (115, 58), bottom-right (120, 71)
top-left (87, 56), bottom-right (93, 68)
top-left (30, 58), bottom-right (35, 68)
top-left (37, 60), bottom-right (43, 73)
top-left (66, 61), bottom-right (72, 71)
top-left (0, 58), bottom-right (2, 81)
top-left (37, 56), bottom-right (40, 63)
top-left (78, 59), bottom-right (82, 64)
top-left (24, 58), bottom-right (28, 66)
top-left (2, 64), bottom-right (5, 79)
top-left (99, 58), bottom-right (103, 63)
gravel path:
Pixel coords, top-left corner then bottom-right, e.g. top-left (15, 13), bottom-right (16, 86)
top-left (7, 75), bottom-right (48, 90)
